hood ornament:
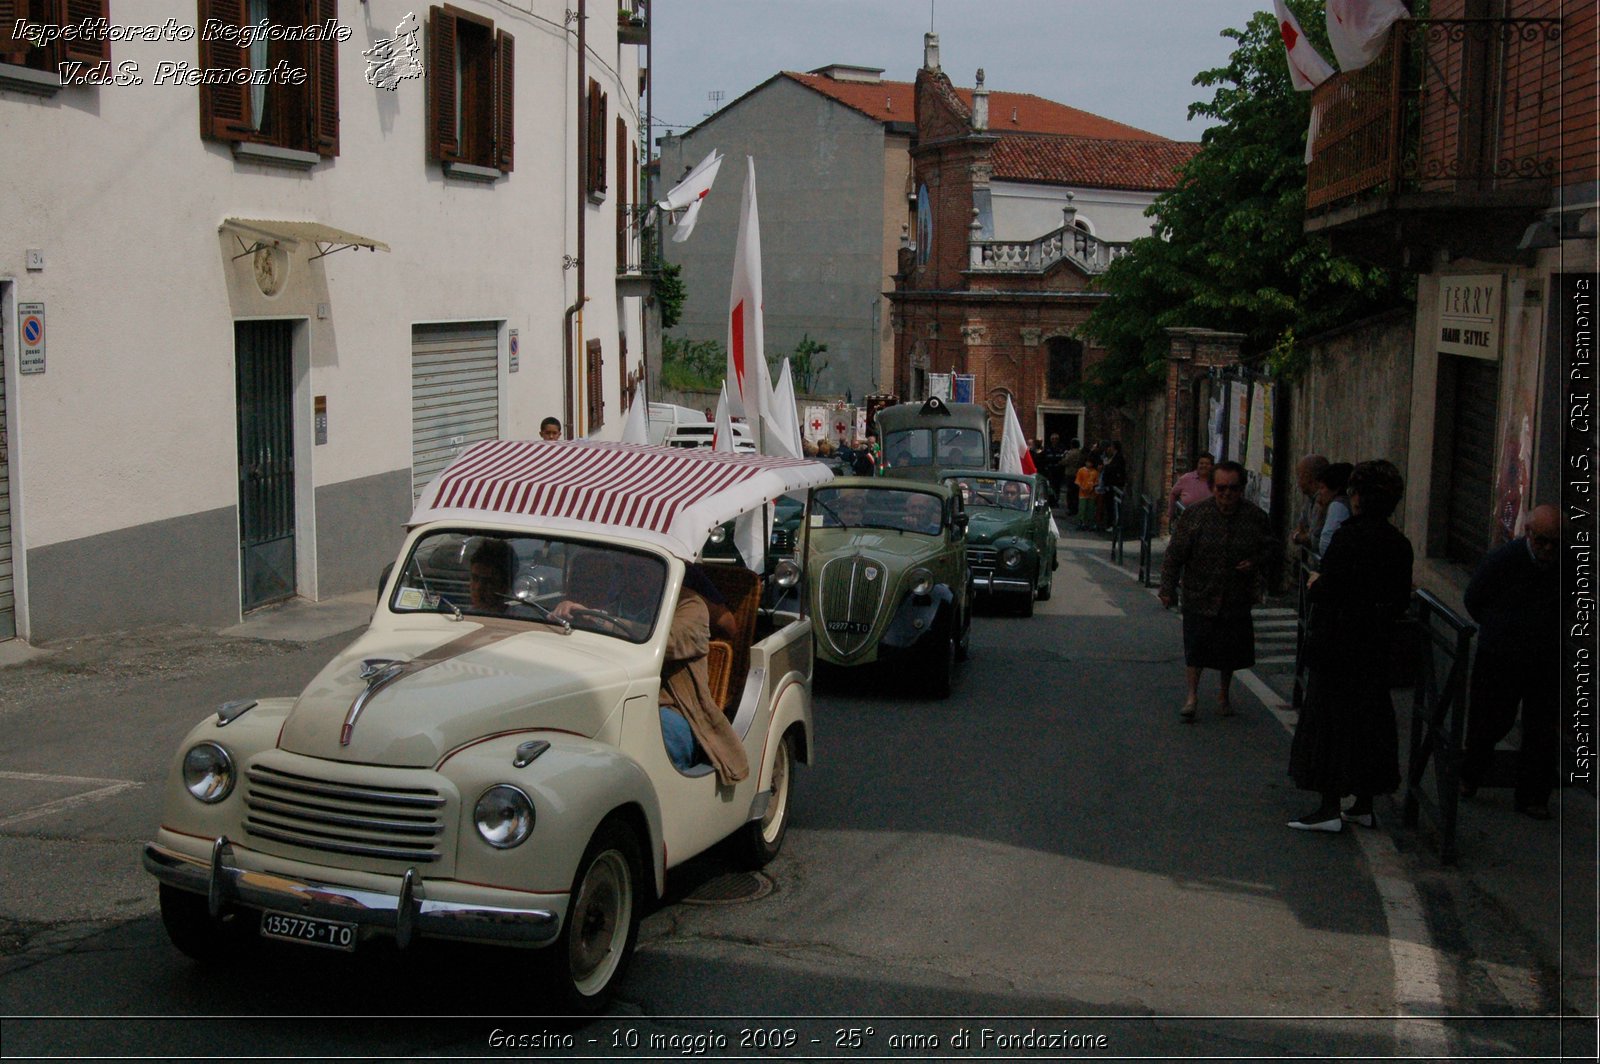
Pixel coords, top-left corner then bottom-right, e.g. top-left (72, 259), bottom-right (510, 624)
top-left (342, 659), bottom-right (411, 746)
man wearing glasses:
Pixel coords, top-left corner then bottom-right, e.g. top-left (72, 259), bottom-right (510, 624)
top-left (1158, 460), bottom-right (1274, 722)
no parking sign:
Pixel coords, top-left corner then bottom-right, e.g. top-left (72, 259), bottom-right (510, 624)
top-left (18, 303), bottom-right (44, 374)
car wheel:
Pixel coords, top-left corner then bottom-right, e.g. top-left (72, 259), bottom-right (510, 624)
top-left (159, 884), bottom-right (249, 963)
top-left (542, 820), bottom-right (643, 1014)
top-left (739, 732), bottom-right (795, 867)
top-left (1036, 580), bottom-right (1052, 602)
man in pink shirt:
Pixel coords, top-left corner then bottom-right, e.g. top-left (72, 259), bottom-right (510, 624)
top-left (1170, 452), bottom-right (1215, 518)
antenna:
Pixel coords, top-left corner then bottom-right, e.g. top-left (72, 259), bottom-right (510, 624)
top-left (706, 89), bottom-right (725, 116)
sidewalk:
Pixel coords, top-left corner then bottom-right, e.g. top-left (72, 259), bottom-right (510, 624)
top-left (1068, 516), bottom-right (1597, 1017)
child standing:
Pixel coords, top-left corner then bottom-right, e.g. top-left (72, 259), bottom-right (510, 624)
top-left (1075, 456), bottom-right (1101, 530)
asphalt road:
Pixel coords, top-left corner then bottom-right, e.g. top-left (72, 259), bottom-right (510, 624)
top-left (0, 548), bottom-right (1585, 1059)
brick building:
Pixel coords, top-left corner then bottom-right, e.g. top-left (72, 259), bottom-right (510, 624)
top-left (889, 34), bottom-right (1198, 447)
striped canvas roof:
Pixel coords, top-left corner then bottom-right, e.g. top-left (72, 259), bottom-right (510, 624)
top-left (410, 439), bottom-right (834, 559)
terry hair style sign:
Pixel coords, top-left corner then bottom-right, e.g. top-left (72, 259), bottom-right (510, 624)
top-left (1563, 273), bottom-right (1596, 789)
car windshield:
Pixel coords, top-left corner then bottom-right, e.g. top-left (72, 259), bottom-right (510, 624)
top-left (944, 475), bottom-right (1032, 511)
top-left (391, 531), bottom-right (666, 642)
top-left (881, 426), bottom-right (987, 473)
top-left (811, 487), bottom-right (944, 535)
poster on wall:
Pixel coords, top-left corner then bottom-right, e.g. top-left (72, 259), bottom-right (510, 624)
top-left (1209, 396), bottom-right (1225, 460)
top-left (1243, 381), bottom-right (1274, 513)
top-left (1228, 383), bottom-right (1248, 463)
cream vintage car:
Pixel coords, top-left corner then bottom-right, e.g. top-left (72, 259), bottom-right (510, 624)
top-left (143, 439), bottom-right (832, 1012)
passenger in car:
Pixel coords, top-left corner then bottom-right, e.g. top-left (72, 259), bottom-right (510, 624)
top-left (659, 584), bottom-right (750, 784)
top-left (468, 538), bottom-right (517, 612)
top-left (903, 494), bottom-right (943, 535)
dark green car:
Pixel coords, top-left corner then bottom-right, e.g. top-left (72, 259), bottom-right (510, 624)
top-left (942, 471), bottom-right (1058, 617)
top-left (804, 477), bottom-right (971, 698)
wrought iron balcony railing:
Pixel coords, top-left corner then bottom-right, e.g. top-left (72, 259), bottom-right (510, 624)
top-left (1306, 17), bottom-right (1564, 216)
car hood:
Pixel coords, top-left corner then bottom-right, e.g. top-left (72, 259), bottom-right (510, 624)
top-left (277, 623), bottom-right (632, 767)
top-left (809, 528), bottom-right (945, 564)
top-left (964, 507), bottom-right (1032, 544)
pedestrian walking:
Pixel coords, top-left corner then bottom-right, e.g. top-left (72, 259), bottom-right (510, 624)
top-left (1459, 504), bottom-right (1562, 819)
top-left (1099, 441), bottom-right (1127, 531)
top-left (1158, 460), bottom-right (1274, 721)
top-left (1169, 451), bottom-right (1215, 519)
top-left (1074, 455), bottom-right (1101, 531)
top-left (1043, 433), bottom-right (1067, 506)
top-left (1061, 438), bottom-right (1084, 515)
top-left (1286, 460), bottom-right (1413, 831)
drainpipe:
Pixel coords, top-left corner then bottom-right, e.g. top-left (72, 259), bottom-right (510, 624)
top-left (564, 0), bottom-right (588, 437)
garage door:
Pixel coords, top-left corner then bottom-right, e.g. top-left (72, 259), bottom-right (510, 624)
top-left (1443, 354), bottom-right (1499, 566)
top-left (411, 323), bottom-right (500, 500)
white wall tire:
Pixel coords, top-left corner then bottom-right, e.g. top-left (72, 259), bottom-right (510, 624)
top-left (543, 820), bottom-right (643, 1013)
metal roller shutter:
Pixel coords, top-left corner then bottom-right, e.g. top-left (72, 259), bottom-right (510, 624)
top-left (1444, 355), bottom-right (1499, 566)
top-left (411, 323), bottom-right (500, 500)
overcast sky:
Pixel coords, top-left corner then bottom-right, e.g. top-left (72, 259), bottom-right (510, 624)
top-left (647, 0), bottom-right (1268, 145)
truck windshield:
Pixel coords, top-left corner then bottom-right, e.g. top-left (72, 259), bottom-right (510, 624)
top-left (881, 426), bottom-right (987, 474)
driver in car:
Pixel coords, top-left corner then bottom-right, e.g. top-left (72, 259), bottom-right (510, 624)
top-left (902, 493), bottom-right (943, 534)
top-left (551, 553), bottom-right (749, 785)
top-left (1000, 482), bottom-right (1030, 511)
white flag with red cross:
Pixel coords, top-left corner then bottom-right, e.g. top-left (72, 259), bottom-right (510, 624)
top-left (727, 156), bottom-right (771, 454)
top-left (653, 150), bottom-right (723, 244)
top-left (999, 395), bottom-right (1036, 476)
top-left (1274, 0), bottom-right (1334, 90)
top-left (1326, 0), bottom-right (1409, 72)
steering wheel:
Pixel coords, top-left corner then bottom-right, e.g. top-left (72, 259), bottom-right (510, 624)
top-left (566, 606), bottom-right (633, 636)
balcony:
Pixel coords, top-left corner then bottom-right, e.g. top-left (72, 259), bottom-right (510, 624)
top-left (968, 224), bottom-right (1130, 276)
top-left (617, 1), bottom-right (649, 45)
top-left (616, 204), bottom-right (658, 298)
top-left (1304, 17), bottom-right (1565, 266)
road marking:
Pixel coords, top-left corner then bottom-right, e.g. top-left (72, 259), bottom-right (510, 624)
top-left (1072, 547), bottom-right (1454, 1055)
top-left (0, 770), bottom-right (142, 828)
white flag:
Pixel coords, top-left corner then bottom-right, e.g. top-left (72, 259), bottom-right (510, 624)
top-left (1326, 0), bottom-right (1408, 72)
top-left (654, 149), bottom-right (723, 244)
top-left (712, 382), bottom-right (734, 453)
top-left (620, 394), bottom-right (649, 445)
top-left (764, 358), bottom-right (804, 459)
top-left (998, 395), bottom-right (1036, 476)
top-left (727, 156), bottom-right (770, 454)
top-left (1274, 0), bottom-right (1334, 91)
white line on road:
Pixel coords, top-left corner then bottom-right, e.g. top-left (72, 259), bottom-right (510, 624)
top-left (1073, 547), bottom-right (1453, 1056)
top-left (0, 770), bottom-right (143, 828)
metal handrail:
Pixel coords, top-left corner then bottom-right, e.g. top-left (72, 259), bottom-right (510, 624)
top-left (1402, 588), bottom-right (1478, 865)
top-left (1137, 494), bottom-right (1156, 587)
top-left (1108, 487), bottom-right (1125, 565)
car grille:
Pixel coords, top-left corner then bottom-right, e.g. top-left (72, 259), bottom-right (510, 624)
top-left (817, 554), bottom-right (890, 659)
top-left (967, 546), bottom-right (998, 578)
top-left (244, 764), bottom-right (447, 864)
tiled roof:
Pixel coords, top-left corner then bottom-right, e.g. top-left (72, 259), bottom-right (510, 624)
top-left (991, 134), bottom-right (1198, 191)
top-left (783, 71), bottom-right (1169, 141)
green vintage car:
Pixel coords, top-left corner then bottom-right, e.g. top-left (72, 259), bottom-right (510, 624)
top-left (942, 471), bottom-right (1058, 617)
top-left (804, 477), bottom-right (971, 698)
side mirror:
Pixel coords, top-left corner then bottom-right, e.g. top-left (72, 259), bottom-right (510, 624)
top-left (376, 562), bottom-right (395, 606)
top-left (1035, 499), bottom-right (1050, 513)
top-left (953, 511), bottom-right (969, 529)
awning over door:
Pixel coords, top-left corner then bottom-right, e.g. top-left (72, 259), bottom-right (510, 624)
top-left (220, 218), bottom-right (390, 261)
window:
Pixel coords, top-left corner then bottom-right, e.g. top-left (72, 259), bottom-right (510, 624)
top-left (197, 0), bottom-right (338, 158)
top-left (1046, 336), bottom-right (1083, 399)
top-left (427, 4), bottom-right (513, 174)
top-left (0, 0), bottom-right (109, 79)
top-left (586, 339), bottom-right (605, 431)
top-left (586, 78), bottom-right (608, 199)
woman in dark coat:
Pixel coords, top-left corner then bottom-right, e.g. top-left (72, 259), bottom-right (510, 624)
top-left (1287, 460), bottom-right (1414, 832)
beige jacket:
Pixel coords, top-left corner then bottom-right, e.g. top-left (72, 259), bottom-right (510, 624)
top-left (659, 591), bottom-right (749, 785)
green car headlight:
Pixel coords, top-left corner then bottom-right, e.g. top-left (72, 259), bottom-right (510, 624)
top-left (474, 785), bottom-right (535, 849)
top-left (182, 742), bottom-right (236, 804)
top-left (1000, 547), bottom-right (1025, 570)
top-left (908, 567), bottom-right (934, 596)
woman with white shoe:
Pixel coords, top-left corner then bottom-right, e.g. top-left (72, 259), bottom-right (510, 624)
top-left (1287, 460), bottom-right (1414, 833)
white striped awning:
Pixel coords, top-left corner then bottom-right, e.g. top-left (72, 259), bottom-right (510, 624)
top-left (410, 439), bottom-right (834, 559)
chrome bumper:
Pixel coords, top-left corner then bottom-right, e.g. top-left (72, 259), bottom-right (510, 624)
top-left (971, 573), bottom-right (1032, 595)
top-left (143, 838), bottom-right (560, 949)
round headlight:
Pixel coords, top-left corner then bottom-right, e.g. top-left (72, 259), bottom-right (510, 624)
top-left (474, 785), bottom-right (535, 849)
top-left (1000, 547), bottom-right (1025, 570)
top-left (908, 567), bottom-right (934, 596)
top-left (773, 558), bottom-right (802, 589)
top-left (182, 742), bottom-right (235, 804)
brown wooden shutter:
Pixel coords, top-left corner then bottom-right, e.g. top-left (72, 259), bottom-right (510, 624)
top-left (197, 0), bottom-right (251, 142)
top-left (310, 0), bottom-right (338, 156)
top-left (586, 339), bottom-right (604, 430)
top-left (0, 0), bottom-right (27, 65)
top-left (60, 0), bottom-right (109, 66)
top-left (586, 79), bottom-right (607, 197)
top-left (427, 5), bottom-right (459, 162)
top-left (494, 29), bottom-right (513, 172)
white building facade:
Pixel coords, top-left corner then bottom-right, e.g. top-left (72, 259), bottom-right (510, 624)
top-left (0, 0), bottom-right (650, 641)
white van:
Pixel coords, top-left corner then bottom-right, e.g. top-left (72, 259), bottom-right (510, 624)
top-left (649, 402), bottom-right (756, 452)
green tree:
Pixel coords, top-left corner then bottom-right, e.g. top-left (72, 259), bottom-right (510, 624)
top-left (660, 335), bottom-right (725, 391)
top-left (778, 333), bottom-right (830, 394)
top-left (652, 259), bottom-right (686, 330)
top-left (1080, 0), bottom-right (1410, 405)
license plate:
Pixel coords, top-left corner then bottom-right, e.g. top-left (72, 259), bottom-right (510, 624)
top-left (260, 910), bottom-right (357, 951)
top-left (825, 620), bottom-right (869, 633)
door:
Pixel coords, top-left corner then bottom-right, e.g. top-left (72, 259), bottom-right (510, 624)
top-left (236, 321), bottom-right (296, 611)
top-left (0, 301), bottom-right (13, 639)
top-left (411, 322), bottom-right (499, 500)
top-left (1442, 354), bottom-right (1499, 566)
